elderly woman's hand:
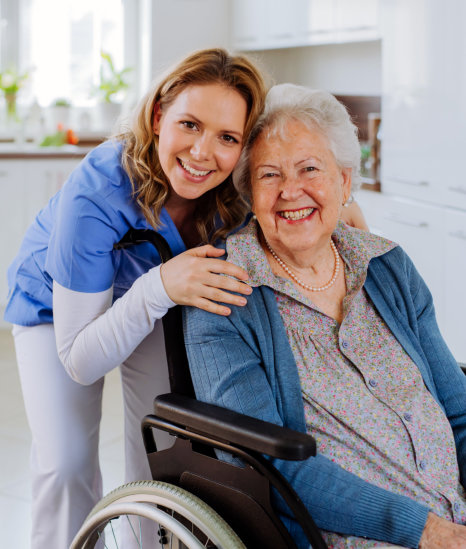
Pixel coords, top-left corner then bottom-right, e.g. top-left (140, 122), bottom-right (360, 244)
top-left (419, 512), bottom-right (466, 548)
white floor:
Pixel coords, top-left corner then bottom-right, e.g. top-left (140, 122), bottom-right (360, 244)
top-left (0, 328), bottom-right (126, 548)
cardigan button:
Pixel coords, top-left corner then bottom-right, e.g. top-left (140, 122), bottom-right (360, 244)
top-left (368, 379), bottom-right (378, 388)
top-left (341, 340), bottom-right (349, 349)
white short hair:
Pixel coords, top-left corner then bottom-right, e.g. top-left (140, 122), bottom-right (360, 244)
top-left (233, 83), bottom-right (361, 197)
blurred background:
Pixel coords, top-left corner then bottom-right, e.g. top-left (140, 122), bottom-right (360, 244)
top-left (0, 0), bottom-right (465, 546)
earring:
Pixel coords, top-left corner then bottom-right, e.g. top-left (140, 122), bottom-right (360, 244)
top-left (343, 194), bottom-right (354, 208)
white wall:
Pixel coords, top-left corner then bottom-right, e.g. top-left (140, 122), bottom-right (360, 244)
top-left (150, 0), bottom-right (232, 79)
top-left (246, 40), bottom-right (381, 94)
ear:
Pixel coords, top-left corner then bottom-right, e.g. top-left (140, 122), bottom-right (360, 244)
top-left (152, 102), bottom-right (162, 135)
top-left (340, 167), bottom-right (352, 204)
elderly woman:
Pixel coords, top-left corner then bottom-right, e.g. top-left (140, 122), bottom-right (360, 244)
top-left (183, 84), bottom-right (466, 549)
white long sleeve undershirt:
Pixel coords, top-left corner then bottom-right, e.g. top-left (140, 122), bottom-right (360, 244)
top-left (53, 265), bottom-right (176, 385)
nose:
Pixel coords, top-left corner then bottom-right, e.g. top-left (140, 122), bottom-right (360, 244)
top-left (280, 173), bottom-right (303, 201)
top-left (190, 133), bottom-right (213, 161)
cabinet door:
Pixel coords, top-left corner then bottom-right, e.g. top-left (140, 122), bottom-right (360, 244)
top-left (443, 210), bottom-right (466, 362)
top-left (335, 0), bottom-right (379, 42)
top-left (23, 159), bottom-right (79, 228)
top-left (264, 0), bottom-right (305, 49)
top-left (381, 0), bottom-right (466, 206)
top-left (0, 162), bottom-right (27, 309)
top-left (232, 0), bottom-right (266, 50)
top-left (358, 192), bottom-right (446, 325)
top-left (0, 158), bottom-right (81, 313)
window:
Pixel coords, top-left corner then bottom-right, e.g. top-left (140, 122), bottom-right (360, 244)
top-left (1, 0), bottom-right (138, 108)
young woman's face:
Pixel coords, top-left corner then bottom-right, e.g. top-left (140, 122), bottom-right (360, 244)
top-left (154, 83), bottom-right (248, 203)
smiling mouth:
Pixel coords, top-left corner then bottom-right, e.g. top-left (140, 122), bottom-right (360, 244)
top-left (278, 207), bottom-right (315, 221)
top-left (178, 158), bottom-right (213, 177)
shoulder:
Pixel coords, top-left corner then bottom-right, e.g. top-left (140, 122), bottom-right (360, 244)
top-left (183, 285), bottom-right (275, 344)
top-left (368, 246), bottom-right (431, 304)
top-left (57, 139), bottom-right (138, 221)
top-left (67, 139), bottom-right (129, 196)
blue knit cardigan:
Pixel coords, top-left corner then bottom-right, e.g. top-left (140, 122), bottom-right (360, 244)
top-left (183, 246), bottom-right (466, 548)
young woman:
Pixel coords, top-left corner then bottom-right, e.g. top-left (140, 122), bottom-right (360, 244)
top-left (4, 48), bottom-right (267, 549)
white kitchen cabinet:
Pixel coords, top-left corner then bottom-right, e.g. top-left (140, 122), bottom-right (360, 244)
top-left (358, 190), bottom-right (466, 363)
top-left (443, 210), bottom-right (466, 362)
top-left (381, 0), bottom-right (466, 208)
top-left (0, 157), bottom-right (81, 317)
top-left (231, 0), bottom-right (267, 51)
top-left (232, 0), bottom-right (380, 51)
top-left (357, 191), bottom-right (446, 323)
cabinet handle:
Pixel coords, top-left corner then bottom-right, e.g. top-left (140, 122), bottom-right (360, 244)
top-left (448, 185), bottom-right (466, 195)
top-left (388, 176), bottom-right (429, 187)
top-left (0, 170), bottom-right (8, 177)
top-left (383, 214), bottom-right (428, 229)
top-left (272, 33), bottom-right (294, 39)
top-left (448, 230), bottom-right (466, 241)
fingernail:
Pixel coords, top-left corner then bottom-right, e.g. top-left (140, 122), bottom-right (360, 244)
top-left (239, 297), bottom-right (247, 305)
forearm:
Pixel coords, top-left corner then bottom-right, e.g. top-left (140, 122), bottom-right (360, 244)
top-left (272, 454), bottom-right (429, 547)
top-left (53, 265), bottom-right (175, 384)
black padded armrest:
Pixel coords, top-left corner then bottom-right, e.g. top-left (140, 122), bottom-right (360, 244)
top-left (154, 393), bottom-right (316, 461)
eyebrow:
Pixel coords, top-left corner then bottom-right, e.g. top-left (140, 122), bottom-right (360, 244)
top-left (254, 163), bottom-right (280, 171)
top-left (179, 112), bottom-right (244, 138)
top-left (296, 156), bottom-right (322, 166)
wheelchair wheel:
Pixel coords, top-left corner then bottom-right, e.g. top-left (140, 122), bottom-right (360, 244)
top-left (70, 480), bottom-right (246, 549)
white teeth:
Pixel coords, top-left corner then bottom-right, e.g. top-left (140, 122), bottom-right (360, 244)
top-left (280, 207), bottom-right (314, 220)
top-left (179, 159), bottom-right (211, 177)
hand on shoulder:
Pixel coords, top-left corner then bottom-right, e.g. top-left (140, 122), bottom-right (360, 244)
top-left (160, 244), bottom-right (252, 316)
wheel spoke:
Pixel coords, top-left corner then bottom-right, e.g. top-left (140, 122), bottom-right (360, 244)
top-left (125, 514), bottom-right (143, 548)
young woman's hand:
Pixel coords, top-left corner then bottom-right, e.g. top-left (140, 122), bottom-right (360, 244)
top-left (419, 513), bottom-right (466, 548)
top-left (160, 244), bottom-right (253, 316)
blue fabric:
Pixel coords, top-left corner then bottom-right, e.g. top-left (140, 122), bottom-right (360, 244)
top-left (4, 140), bottom-right (186, 326)
top-left (184, 245), bottom-right (466, 548)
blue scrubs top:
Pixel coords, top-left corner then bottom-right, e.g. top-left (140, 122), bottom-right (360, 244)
top-left (4, 140), bottom-right (187, 326)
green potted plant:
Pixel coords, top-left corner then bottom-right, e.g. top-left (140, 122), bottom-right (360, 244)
top-left (0, 67), bottom-right (29, 122)
top-left (94, 52), bottom-right (133, 130)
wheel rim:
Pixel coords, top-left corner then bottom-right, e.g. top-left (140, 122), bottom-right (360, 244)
top-left (72, 501), bottom-right (205, 548)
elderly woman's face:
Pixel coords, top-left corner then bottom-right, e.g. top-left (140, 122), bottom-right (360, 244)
top-left (250, 119), bottom-right (351, 255)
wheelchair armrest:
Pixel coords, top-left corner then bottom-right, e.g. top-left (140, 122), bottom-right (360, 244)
top-left (153, 393), bottom-right (316, 461)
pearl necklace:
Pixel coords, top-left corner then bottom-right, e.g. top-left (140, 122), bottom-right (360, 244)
top-left (265, 239), bottom-right (340, 292)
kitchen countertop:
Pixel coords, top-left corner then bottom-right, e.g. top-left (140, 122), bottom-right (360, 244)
top-left (0, 143), bottom-right (95, 159)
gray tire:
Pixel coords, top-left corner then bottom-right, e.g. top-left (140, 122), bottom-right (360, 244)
top-left (70, 480), bottom-right (246, 549)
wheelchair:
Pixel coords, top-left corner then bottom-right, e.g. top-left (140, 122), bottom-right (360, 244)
top-left (70, 229), bottom-right (454, 549)
top-left (69, 228), bottom-right (327, 549)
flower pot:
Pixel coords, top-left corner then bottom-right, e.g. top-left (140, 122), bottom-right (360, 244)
top-left (97, 102), bottom-right (122, 132)
top-left (5, 93), bottom-right (18, 121)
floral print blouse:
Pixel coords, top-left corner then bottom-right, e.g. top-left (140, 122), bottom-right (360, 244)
top-left (226, 218), bottom-right (466, 548)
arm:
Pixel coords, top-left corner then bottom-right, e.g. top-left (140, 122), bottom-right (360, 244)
top-left (53, 266), bottom-right (173, 385)
top-left (184, 302), bottom-right (429, 548)
top-left (407, 256), bottom-right (466, 481)
top-left (54, 245), bottom-right (252, 386)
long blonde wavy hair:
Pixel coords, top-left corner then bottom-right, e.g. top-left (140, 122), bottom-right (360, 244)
top-left (116, 48), bottom-right (267, 243)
